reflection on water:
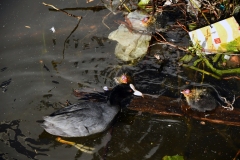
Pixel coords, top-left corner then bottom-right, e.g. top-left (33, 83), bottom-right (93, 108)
top-left (0, 78), bottom-right (11, 93)
top-left (0, 120), bottom-right (47, 159)
top-left (0, 0), bottom-right (240, 159)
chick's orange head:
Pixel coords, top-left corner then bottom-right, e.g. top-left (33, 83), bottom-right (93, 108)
top-left (120, 74), bottom-right (128, 84)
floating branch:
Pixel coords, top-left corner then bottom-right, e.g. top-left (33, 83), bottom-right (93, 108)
top-left (42, 2), bottom-right (83, 70)
top-left (42, 2), bottom-right (82, 19)
top-left (128, 95), bottom-right (240, 127)
top-left (48, 6), bottom-right (106, 12)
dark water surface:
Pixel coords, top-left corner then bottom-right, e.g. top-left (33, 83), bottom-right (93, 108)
top-left (1, 0), bottom-right (240, 159)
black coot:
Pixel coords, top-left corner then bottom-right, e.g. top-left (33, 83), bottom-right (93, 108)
top-left (41, 83), bottom-right (142, 137)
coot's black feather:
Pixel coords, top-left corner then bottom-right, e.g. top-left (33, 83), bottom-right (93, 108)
top-left (41, 84), bottom-right (142, 137)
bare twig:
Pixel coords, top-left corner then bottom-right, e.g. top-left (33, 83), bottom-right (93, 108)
top-left (150, 39), bottom-right (188, 52)
top-left (119, 0), bottom-right (131, 12)
top-left (155, 32), bottom-right (167, 41)
top-left (102, 11), bottom-right (112, 29)
top-left (233, 149), bottom-right (240, 160)
top-left (62, 18), bottom-right (82, 58)
top-left (43, 2), bottom-right (82, 66)
top-left (42, 2), bottom-right (82, 19)
top-left (176, 21), bottom-right (189, 33)
top-left (223, 76), bottom-right (240, 80)
top-left (221, 95), bottom-right (235, 111)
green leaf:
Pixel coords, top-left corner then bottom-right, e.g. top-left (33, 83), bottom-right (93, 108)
top-left (163, 155), bottom-right (184, 160)
top-left (138, 0), bottom-right (150, 8)
top-left (188, 22), bottom-right (197, 31)
top-left (180, 54), bottom-right (193, 63)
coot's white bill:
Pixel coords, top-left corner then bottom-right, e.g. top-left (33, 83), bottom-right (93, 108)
top-left (130, 84), bottom-right (143, 97)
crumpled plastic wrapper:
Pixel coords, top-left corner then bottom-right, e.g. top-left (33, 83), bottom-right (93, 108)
top-left (186, 0), bottom-right (202, 16)
top-left (103, 0), bottom-right (138, 14)
top-left (108, 10), bottom-right (151, 61)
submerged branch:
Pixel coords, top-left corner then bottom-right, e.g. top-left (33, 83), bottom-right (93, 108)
top-left (51, 17), bottom-right (82, 70)
top-left (43, 2), bottom-right (82, 70)
top-left (62, 18), bottom-right (82, 59)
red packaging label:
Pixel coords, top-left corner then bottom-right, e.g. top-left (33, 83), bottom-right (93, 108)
top-left (214, 38), bottom-right (221, 44)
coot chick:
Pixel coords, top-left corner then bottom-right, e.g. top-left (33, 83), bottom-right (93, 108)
top-left (41, 84), bottom-right (143, 137)
top-left (114, 72), bottom-right (134, 84)
top-left (181, 87), bottom-right (218, 112)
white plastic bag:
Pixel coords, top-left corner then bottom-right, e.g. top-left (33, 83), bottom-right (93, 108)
top-left (108, 10), bottom-right (151, 61)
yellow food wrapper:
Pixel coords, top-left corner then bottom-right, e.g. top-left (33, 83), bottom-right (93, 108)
top-left (189, 17), bottom-right (240, 54)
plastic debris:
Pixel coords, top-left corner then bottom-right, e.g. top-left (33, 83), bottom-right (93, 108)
top-left (224, 55), bottom-right (230, 60)
top-left (108, 10), bottom-right (151, 61)
top-left (103, 0), bottom-right (138, 14)
top-left (50, 27), bottom-right (55, 33)
top-left (103, 86), bottom-right (109, 91)
top-left (163, 0), bottom-right (172, 6)
top-left (189, 17), bottom-right (240, 54)
top-left (186, 0), bottom-right (202, 16)
top-left (86, 0), bottom-right (94, 3)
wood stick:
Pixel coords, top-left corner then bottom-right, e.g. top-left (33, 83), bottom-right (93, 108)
top-left (42, 2), bottom-right (82, 19)
top-left (128, 95), bottom-right (240, 126)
